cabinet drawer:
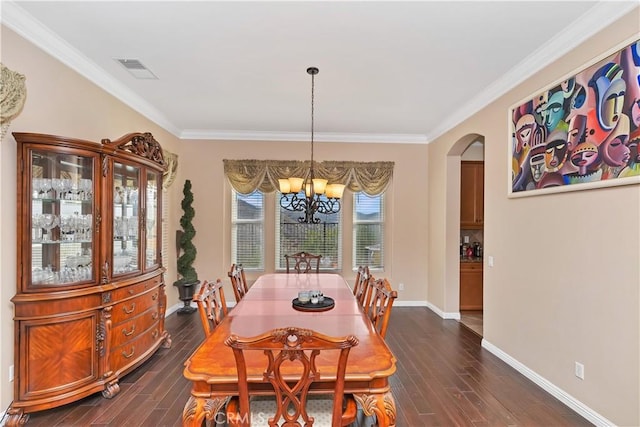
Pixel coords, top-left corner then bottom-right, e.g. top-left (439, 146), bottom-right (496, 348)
top-left (110, 326), bottom-right (161, 373)
top-left (110, 308), bottom-right (160, 348)
top-left (460, 262), bottom-right (483, 272)
top-left (112, 276), bottom-right (161, 302)
top-left (111, 289), bottom-right (160, 324)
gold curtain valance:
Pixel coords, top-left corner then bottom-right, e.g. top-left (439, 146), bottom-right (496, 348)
top-left (223, 159), bottom-right (394, 196)
top-left (162, 149), bottom-right (178, 190)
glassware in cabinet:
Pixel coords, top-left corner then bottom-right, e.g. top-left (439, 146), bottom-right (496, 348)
top-left (29, 149), bottom-right (96, 288)
top-left (112, 161), bottom-right (140, 275)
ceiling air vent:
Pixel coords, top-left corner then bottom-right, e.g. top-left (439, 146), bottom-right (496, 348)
top-left (115, 58), bottom-right (158, 79)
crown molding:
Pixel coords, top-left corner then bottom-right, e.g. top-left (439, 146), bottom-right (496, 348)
top-left (425, 1), bottom-right (639, 143)
top-left (179, 129), bottom-right (428, 143)
top-left (2, 0), bottom-right (182, 137)
top-left (4, 1), bottom-right (637, 144)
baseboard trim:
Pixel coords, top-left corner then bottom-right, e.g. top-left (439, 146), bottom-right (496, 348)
top-left (423, 302), bottom-right (460, 319)
top-left (166, 300), bottom-right (237, 316)
top-left (166, 302), bottom-right (191, 316)
top-left (395, 300), bottom-right (462, 318)
top-left (394, 300), bottom-right (428, 307)
top-left (481, 339), bottom-right (615, 427)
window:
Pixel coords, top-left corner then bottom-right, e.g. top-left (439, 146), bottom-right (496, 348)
top-left (276, 192), bottom-right (342, 270)
top-left (353, 193), bottom-right (384, 270)
top-left (231, 190), bottom-right (264, 270)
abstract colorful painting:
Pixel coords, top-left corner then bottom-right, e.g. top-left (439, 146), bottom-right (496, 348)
top-left (509, 38), bottom-right (640, 197)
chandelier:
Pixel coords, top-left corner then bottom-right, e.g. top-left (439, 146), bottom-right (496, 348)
top-left (278, 67), bottom-right (345, 224)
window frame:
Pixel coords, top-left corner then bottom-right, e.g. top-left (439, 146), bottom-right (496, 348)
top-left (231, 189), bottom-right (265, 271)
top-left (352, 192), bottom-right (385, 272)
top-left (275, 191), bottom-right (342, 271)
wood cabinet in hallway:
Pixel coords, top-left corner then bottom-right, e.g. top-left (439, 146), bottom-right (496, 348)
top-left (460, 161), bottom-right (484, 229)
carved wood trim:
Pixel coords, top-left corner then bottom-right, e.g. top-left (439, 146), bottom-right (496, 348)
top-left (102, 132), bottom-right (167, 169)
top-left (101, 261), bottom-right (109, 284)
top-left (102, 379), bottom-right (120, 399)
top-left (182, 396), bottom-right (229, 427)
top-left (353, 392), bottom-right (397, 426)
top-left (101, 154), bottom-right (109, 177)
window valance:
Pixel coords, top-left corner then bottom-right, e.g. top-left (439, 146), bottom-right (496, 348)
top-left (223, 160), bottom-right (394, 196)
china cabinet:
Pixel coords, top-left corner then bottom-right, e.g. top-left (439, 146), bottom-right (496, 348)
top-left (8, 132), bottom-right (170, 426)
top-left (460, 161), bottom-right (484, 229)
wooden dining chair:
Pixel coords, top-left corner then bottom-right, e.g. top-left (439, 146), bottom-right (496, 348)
top-left (225, 326), bottom-right (359, 427)
top-left (193, 279), bottom-right (229, 337)
top-left (353, 265), bottom-right (371, 307)
top-left (365, 278), bottom-right (398, 339)
top-left (228, 263), bottom-right (249, 303)
top-left (284, 251), bottom-right (322, 274)
top-left (359, 273), bottom-right (377, 315)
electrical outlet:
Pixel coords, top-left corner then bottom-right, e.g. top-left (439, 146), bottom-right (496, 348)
top-left (9, 364), bottom-right (14, 382)
top-left (398, 283), bottom-right (404, 291)
top-left (575, 362), bottom-right (584, 380)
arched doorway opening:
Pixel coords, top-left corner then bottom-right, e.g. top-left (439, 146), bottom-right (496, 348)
top-left (446, 133), bottom-right (485, 335)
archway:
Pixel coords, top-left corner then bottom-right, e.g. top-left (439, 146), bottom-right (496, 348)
top-left (445, 133), bottom-right (485, 331)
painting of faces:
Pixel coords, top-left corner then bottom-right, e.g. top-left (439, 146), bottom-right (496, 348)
top-left (511, 39), bottom-right (640, 194)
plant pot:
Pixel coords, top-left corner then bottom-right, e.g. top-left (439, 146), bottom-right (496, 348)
top-left (173, 279), bottom-right (200, 314)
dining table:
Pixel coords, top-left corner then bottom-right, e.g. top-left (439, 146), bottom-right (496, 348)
top-left (181, 273), bottom-right (397, 426)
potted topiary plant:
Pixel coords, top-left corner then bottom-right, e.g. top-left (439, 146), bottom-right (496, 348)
top-left (173, 179), bottom-right (199, 314)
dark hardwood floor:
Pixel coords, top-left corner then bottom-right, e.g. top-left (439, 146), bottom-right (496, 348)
top-left (20, 307), bottom-right (591, 426)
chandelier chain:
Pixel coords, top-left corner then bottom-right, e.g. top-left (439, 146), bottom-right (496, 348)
top-left (277, 66), bottom-right (344, 224)
top-left (310, 69), bottom-right (315, 171)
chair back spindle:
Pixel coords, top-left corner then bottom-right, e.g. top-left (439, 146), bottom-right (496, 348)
top-left (228, 263), bottom-right (249, 303)
top-left (366, 278), bottom-right (398, 339)
top-left (193, 279), bottom-right (228, 337)
top-left (353, 265), bottom-right (371, 307)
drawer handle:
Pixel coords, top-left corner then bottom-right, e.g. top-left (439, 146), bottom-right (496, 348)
top-left (123, 303), bottom-right (136, 314)
top-left (122, 325), bottom-right (136, 336)
top-left (128, 289), bottom-right (134, 295)
top-left (152, 312), bottom-right (159, 320)
top-left (152, 292), bottom-right (158, 300)
top-left (152, 330), bottom-right (158, 338)
top-left (122, 347), bottom-right (135, 359)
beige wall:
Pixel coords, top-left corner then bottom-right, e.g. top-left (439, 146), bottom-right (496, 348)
top-left (427, 10), bottom-right (640, 426)
top-left (173, 139), bottom-right (429, 299)
top-left (2, 7), bottom-right (639, 426)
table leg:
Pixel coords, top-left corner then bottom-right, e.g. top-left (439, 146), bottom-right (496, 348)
top-left (354, 391), bottom-right (396, 427)
top-left (182, 395), bottom-right (229, 426)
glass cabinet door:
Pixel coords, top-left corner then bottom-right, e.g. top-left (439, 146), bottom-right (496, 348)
top-left (112, 162), bottom-right (140, 275)
top-left (145, 170), bottom-right (159, 269)
top-left (30, 149), bottom-right (95, 288)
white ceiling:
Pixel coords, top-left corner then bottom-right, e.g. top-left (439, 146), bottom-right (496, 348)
top-left (3, 1), bottom-right (636, 143)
